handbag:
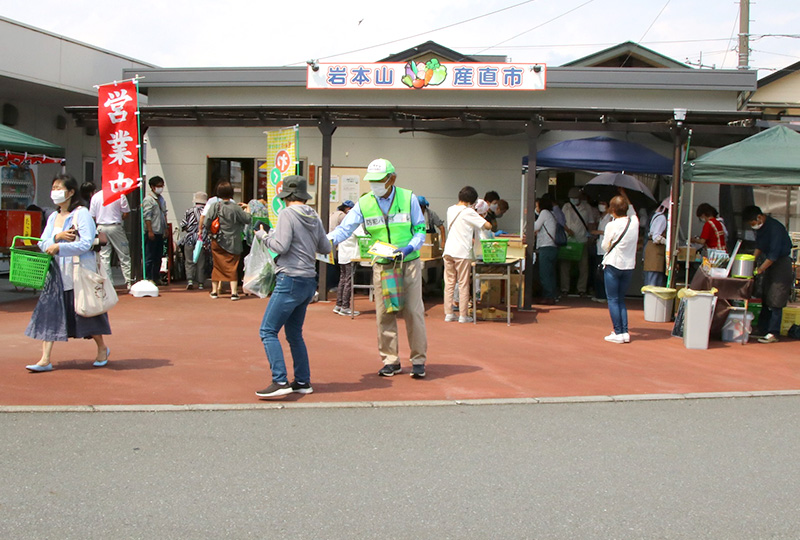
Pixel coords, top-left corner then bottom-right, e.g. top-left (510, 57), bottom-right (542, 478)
top-left (542, 211), bottom-right (568, 247)
top-left (73, 254), bottom-right (118, 317)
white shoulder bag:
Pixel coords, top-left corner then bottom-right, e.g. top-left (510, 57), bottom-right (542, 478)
top-left (73, 254), bottom-right (118, 317)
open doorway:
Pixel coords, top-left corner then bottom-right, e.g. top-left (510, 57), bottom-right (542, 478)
top-left (207, 158), bottom-right (254, 203)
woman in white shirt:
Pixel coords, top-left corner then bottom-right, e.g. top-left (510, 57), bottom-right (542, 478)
top-left (601, 196), bottom-right (640, 344)
top-left (533, 195), bottom-right (559, 305)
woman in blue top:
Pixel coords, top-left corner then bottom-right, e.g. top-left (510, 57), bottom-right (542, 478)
top-left (24, 174), bottom-right (111, 372)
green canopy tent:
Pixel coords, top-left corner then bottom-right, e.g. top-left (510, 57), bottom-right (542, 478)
top-left (0, 124), bottom-right (64, 157)
top-left (674, 125), bottom-right (800, 287)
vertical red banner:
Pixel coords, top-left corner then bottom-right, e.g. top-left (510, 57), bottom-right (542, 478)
top-left (98, 80), bottom-right (141, 206)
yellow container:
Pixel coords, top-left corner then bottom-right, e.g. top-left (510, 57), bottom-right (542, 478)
top-left (780, 306), bottom-right (800, 336)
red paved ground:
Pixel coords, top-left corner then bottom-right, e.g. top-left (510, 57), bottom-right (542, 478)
top-left (1, 284), bottom-right (798, 406)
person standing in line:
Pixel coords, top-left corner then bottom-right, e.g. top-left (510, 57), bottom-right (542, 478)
top-left (204, 181), bottom-right (251, 300)
top-left (329, 158), bottom-right (428, 379)
top-left (743, 205), bottom-right (794, 344)
top-left (590, 199), bottom-right (612, 302)
top-left (254, 176), bottom-right (331, 398)
top-left (561, 186), bottom-right (595, 297)
top-left (643, 198), bottom-right (669, 287)
top-left (90, 188), bottom-right (133, 289)
top-left (179, 191), bottom-right (208, 290)
top-left (141, 176), bottom-right (168, 284)
top-left (443, 186), bottom-right (492, 323)
top-left (601, 195), bottom-right (640, 344)
top-left (533, 196), bottom-right (559, 305)
top-left (24, 174), bottom-right (111, 372)
top-left (333, 200), bottom-right (361, 316)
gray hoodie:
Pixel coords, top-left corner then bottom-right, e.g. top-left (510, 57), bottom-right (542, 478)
top-left (265, 204), bottom-right (331, 278)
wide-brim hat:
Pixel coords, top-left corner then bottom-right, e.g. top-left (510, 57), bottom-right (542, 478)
top-left (363, 158), bottom-right (396, 182)
top-left (277, 175), bottom-right (312, 200)
top-left (192, 191), bottom-right (208, 204)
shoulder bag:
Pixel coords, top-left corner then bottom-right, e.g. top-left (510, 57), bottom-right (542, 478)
top-left (73, 254), bottom-right (118, 317)
top-left (542, 211), bottom-right (568, 247)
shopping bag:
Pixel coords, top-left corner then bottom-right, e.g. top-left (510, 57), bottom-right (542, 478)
top-left (192, 237), bottom-right (203, 263)
top-left (73, 255), bottom-right (118, 317)
top-left (380, 261), bottom-right (404, 313)
top-left (242, 239), bottom-right (276, 298)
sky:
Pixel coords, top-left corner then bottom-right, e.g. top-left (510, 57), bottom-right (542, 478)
top-left (2, 0), bottom-right (799, 78)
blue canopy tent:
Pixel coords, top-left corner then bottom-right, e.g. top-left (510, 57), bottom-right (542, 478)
top-left (523, 136), bottom-right (673, 175)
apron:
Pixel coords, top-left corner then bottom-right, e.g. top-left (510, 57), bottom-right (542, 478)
top-left (763, 255), bottom-right (793, 308)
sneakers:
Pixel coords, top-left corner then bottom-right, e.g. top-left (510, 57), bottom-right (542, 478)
top-left (378, 363), bottom-right (402, 377)
top-left (210, 292), bottom-right (218, 299)
top-left (444, 314), bottom-right (458, 322)
top-left (338, 308), bottom-right (361, 317)
top-left (411, 364), bottom-right (426, 378)
top-left (591, 297), bottom-right (607, 303)
top-left (333, 306), bottom-right (342, 314)
top-left (458, 316), bottom-right (473, 323)
top-left (198, 283), bottom-right (204, 290)
top-left (291, 381), bottom-right (313, 394)
top-left (186, 281), bottom-right (194, 290)
top-left (255, 382), bottom-right (293, 398)
top-left (621, 332), bottom-right (631, 343)
top-left (231, 294), bottom-right (240, 301)
top-left (604, 333), bottom-right (625, 344)
top-left (758, 333), bottom-right (779, 344)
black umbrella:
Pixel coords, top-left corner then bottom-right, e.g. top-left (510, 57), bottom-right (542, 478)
top-left (583, 172), bottom-right (657, 210)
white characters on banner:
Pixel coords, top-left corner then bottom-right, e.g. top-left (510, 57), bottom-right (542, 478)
top-left (104, 90), bottom-right (133, 124)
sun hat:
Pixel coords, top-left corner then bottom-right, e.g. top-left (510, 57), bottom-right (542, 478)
top-left (277, 175), bottom-right (312, 200)
top-left (363, 158), bottom-right (396, 182)
top-left (192, 191), bottom-right (208, 204)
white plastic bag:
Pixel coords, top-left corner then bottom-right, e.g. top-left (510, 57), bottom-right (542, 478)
top-left (73, 255), bottom-right (118, 317)
top-left (242, 239), bottom-right (276, 298)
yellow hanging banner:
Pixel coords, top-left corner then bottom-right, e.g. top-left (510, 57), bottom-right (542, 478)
top-left (264, 126), bottom-right (298, 226)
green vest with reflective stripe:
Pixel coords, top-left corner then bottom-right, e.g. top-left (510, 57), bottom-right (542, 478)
top-left (359, 187), bottom-right (424, 263)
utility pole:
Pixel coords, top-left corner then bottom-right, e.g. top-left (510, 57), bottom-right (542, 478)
top-left (738, 0), bottom-right (750, 69)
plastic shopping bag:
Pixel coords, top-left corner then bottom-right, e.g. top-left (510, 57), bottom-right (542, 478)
top-left (380, 261), bottom-right (404, 313)
top-left (242, 239), bottom-right (276, 298)
top-left (192, 237), bottom-right (203, 263)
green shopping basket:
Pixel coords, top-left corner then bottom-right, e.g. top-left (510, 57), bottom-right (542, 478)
top-left (356, 235), bottom-right (372, 258)
top-left (480, 238), bottom-right (509, 263)
top-left (9, 236), bottom-right (51, 289)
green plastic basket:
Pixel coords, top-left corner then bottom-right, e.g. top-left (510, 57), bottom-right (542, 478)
top-left (356, 235), bottom-right (372, 258)
top-left (558, 240), bottom-right (583, 261)
top-left (480, 238), bottom-right (509, 263)
top-left (9, 236), bottom-right (51, 289)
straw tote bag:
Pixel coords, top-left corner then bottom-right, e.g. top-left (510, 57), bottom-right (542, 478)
top-left (73, 254), bottom-right (118, 317)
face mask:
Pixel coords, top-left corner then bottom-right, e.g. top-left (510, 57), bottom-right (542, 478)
top-left (569, 198), bottom-right (580, 206)
top-left (489, 203), bottom-right (498, 212)
top-left (370, 182), bottom-right (389, 198)
top-left (51, 190), bottom-right (67, 204)
top-left (598, 204), bottom-right (607, 212)
top-left (751, 221), bottom-right (763, 230)
top-left (154, 187), bottom-right (164, 195)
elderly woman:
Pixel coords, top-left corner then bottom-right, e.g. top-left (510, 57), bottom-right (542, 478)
top-left (24, 174), bottom-right (111, 372)
top-left (601, 195), bottom-right (640, 344)
top-left (205, 181), bottom-right (251, 300)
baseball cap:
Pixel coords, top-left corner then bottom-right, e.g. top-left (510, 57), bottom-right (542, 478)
top-left (277, 175), bottom-right (312, 200)
top-left (363, 158), bottom-right (396, 182)
top-left (417, 196), bottom-right (429, 208)
top-left (342, 200), bottom-right (355, 208)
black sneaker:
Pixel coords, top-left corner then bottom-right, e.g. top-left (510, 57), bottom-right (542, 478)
top-left (378, 363), bottom-right (402, 377)
top-left (255, 382), bottom-right (292, 398)
top-left (291, 381), bottom-right (313, 394)
top-left (410, 364), bottom-right (426, 379)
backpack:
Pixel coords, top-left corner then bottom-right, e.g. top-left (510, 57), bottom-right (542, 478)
top-left (542, 210), bottom-right (568, 247)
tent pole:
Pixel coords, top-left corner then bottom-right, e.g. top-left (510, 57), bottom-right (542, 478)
top-left (685, 182), bottom-right (695, 288)
top-left (521, 118), bottom-right (542, 311)
top-left (667, 126), bottom-right (687, 289)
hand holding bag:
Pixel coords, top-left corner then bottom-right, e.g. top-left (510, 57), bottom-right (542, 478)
top-left (242, 238), bottom-right (276, 298)
top-left (73, 254), bottom-right (118, 317)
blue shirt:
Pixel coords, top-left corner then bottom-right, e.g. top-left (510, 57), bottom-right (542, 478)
top-left (329, 187), bottom-right (426, 251)
top-left (755, 216), bottom-right (792, 262)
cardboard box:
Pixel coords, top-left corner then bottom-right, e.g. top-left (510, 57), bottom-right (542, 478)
top-left (676, 247), bottom-right (698, 262)
top-left (478, 274), bottom-right (522, 307)
top-left (420, 233), bottom-right (442, 259)
top-left (476, 306), bottom-right (514, 321)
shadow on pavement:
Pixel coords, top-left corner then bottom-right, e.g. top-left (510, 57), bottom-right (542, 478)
top-left (42, 358), bottom-right (173, 371)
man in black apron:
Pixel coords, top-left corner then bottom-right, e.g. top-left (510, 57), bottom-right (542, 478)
top-left (744, 205), bottom-right (794, 343)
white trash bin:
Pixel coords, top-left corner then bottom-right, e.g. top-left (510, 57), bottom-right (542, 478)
top-left (683, 292), bottom-right (716, 350)
top-left (642, 287), bottom-right (677, 323)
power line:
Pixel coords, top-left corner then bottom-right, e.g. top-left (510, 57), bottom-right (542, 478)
top-left (454, 38), bottom-right (738, 50)
top-left (721, 2), bottom-right (740, 68)
top-left (284, 0), bottom-right (542, 66)
top-left (619, 0), bottom-right (671, 67)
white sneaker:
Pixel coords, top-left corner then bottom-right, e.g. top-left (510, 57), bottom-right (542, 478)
top-left (333, 306), bottom-right (342, 314)
top-left (444, 314), bottom-right (458, 322)
top-left (604, 333), bottom-right (625, 344)
top-left (339, 308), bottom-right (360, 317)
top-left (621, 332), bottom-right (631, 343)
top-left (458, 316), bottom-right (474, 323)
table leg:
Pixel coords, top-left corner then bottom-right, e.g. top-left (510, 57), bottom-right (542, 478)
top-left (506, 265), bottom-right (511, 326)
top-left (473, 262), bottom-right (478, 325)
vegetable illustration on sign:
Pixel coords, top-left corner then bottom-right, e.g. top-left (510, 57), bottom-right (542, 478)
top-left (401, 58), bottom-right (447, 89)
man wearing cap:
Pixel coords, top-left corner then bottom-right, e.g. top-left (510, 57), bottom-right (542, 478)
top-left (89, 189), bottom-right (132, 289)
top-left (329, 158), bottom-right (429, 378)
top-left (254, 176), bottom-right (331, 398)
top-left (560, 186), bottom-right (595, 297)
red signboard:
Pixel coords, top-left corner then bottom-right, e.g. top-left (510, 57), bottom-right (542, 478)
top-left (98, 80), bottom-right (141, 206)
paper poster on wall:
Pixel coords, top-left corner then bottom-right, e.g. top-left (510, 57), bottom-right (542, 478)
top-left (329, 175), bottom-right (339, 203)
top-left (341, 175), bottom-right (360, 203)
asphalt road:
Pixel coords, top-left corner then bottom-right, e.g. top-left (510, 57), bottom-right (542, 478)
top-left (2, 397), bottom-right (799, 539)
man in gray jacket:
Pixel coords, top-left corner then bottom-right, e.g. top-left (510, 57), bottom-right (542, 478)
top-left (254, 176), bottom-right (332, 398)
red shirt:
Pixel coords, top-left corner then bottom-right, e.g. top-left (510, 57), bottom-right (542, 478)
top-left (700, 218), bottom-right (726, 250)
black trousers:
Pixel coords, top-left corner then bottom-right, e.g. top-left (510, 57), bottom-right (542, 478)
top-left (144, 234), bottom-right (165, 282)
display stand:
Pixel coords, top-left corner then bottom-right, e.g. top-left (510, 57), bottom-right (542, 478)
top-left (471, 257), bottom-right (523, 326)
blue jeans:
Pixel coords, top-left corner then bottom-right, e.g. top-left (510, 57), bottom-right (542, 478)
top-left (604, 265), bottom-right (633, 334)
top-left (259, 273), bottom-right (318, 384)
top-left (538, 246), bottom-right (558, 299)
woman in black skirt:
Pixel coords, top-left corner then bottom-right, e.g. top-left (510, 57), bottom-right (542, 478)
top-left (24, 174), bottom-right (111, 372)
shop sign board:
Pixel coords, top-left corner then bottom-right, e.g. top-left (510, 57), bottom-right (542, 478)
top-left (307, 60), bottom-right (546, 91)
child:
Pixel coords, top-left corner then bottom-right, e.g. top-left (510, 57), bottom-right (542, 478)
top-left (442, 186), bottom-right (492, 323)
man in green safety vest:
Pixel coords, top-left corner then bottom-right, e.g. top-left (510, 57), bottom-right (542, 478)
top-left (329, 158), bottom-right (429, 378)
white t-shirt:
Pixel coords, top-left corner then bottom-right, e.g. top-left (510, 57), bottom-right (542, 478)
top-left (601, 215), bottom-right (640, 270)
top-left (202, 197), bottom-right (220, 217)
top-left (443, 204), bottom-right (487, 259)
top-left (89, 191), bottom-right (130, 224)
top-left (534, 210), bottom-right (557, 248)
top-left (596, 213), bottom-right (613, 254)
